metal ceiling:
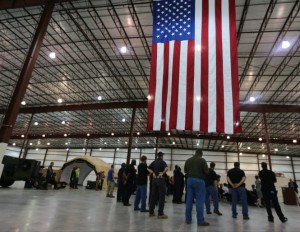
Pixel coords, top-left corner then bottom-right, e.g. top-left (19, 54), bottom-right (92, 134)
top-left (0, 0), bottom-right (300, 156)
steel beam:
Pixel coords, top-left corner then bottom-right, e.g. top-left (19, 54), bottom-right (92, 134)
top-left (0, 0), bottom-right (54, 143)
top-left (0, 0), bottom-right (68, 10)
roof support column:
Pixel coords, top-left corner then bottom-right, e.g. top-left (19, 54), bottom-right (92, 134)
top-left (126, 108), bottom-right (136, 164)
top-left (0, 0), bottom-right (55, 143)
top-left (19, 114), bottom-right (34, 158)
top-left (263, 112), bottom-right (272, 171)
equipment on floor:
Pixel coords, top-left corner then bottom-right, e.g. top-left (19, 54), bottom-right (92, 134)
top-left (0, 155), bottom-right (41, 187)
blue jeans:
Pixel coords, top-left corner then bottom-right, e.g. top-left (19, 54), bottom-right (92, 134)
top-left (205, 185), bottom-right (219, 212)
top-left (231, 187), bottom-right (248, 217)
top-left (134, 184), bottom-right (147, 210)
top-left (185, 177), bottom-right (206, 224)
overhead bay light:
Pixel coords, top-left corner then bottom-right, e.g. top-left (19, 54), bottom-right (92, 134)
top-left (36, 148), bottom-right (39, 151)
top-left (111, 133), bottom-right (114, 136)
top-left (120, 46), bottom-right (127, 53)
top-left (99, 148), bottom-right (102, 150)
top-left (286, 156), bottom-right (290, 159)
top-left (221, 145), bottom-right (224, 148)
top-left (42, 134), bottom-right (45, 137)
top-left (247, 147), bottom-right (251, 150)
top-left (282, 40), bottom-right (290, 49)
top-left (226, 135), bottom-right (230, 139)
top-left (135, 148), bottom-right (137, 150)
top-left (117, 148), bottom-right (119, 151)
top-left (49, 52), bottom-right (56, 59)
top-left (21, 101), bottom-right (26, 105)
top-left (293, 139), bottom-right (297, 143)
top-left (57, 98), bottom-right (63, 103)
top-left (87, 133), bottom-right (90, 136)
top-left (97, 96), bottom-right (102, 101)
top-left (262, 154), bottom-right (265, 157)
top-left (12, 143), bottom-right (16, 146)
top-left (61, 121), bottom-right (66, 124)
top-left (122, 118), bottom-right (126, 122)
top-left (47, 142), bottom-right (50, 145)
top-left (274, 148), bottom-right (278, 152)
top-left (64, 134), bottom-right (67, 137)
top-left (147, 141), bottom-right (150, 144)
top-left (65, 142), bottom-right (68, 145)
top-left (137, 132), bottom-right (140, 135)
top-left (249, 97), bottom-right (255, 102)
top-left (168, 132), bottom-right (171, 136)
top-left (34, 122), bottom-right (38, 126)
top-left (172, 141), bottom-right (175, 145)
top-left (259, 138), bottom-right (263, 141)
top-left (29, 143), bottom-right (33, 145)
top-left (21, 135), bottom-right (24, 138)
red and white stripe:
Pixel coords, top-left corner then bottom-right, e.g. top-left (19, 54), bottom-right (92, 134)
top-left (148, 0), bottom-right (241, 134)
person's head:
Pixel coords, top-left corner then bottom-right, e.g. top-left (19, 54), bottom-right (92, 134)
top-left (289, 179), bottom-right (293, 182)
top-left (210, 162), bottom-right (215, 168)
top-left (195, 149), bottom-right (203, 157)
top-left (157, 152), bottom-right (164, 159)
top-left (50, 162), bottom-right (54, 166)
top-left (121, 163), bottom-right (126, 168)
top-left (140, 155), bottom-right (147, 163)
top-left (261, 162), bottom-right (268, 169)
top-left (131, 159), bottom-right (136, 165)
top-left (111, 164), bottom-right (114, 169)
top-left (255, 175), bottom-right (259, 180)
top-left (234, 162), bottom-right (240, 168)
top-left (251, 184), bottom-right (255, 189)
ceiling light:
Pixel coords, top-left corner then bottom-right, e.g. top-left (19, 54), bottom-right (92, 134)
top-left (37, 141), bottom-right (41, 145)
top-left (282, 40), bottom-right (290, 49)
top-left (83, 148), bottom-right (85, 151)
top-left (247, 147), bottom-right (251, 150)
top-left (61, 121), bottom-right (66, 124)
top-left (47, 142), bottom-right (50, 145)
top-left (125, 141), bottom-right (128, 144)
top-left (286, 156), bottom-right (290, 159)
top-left (34, 122), bottom-right (38, 126)
top-left (97, 96), bottom-right (102, 101)
top-left (66, 148), bottom-right (69, 151)
top-left (111, 133), bottom-right (114, 136)
top-left (168, 132), bottom-right (171, 136)
top-left (36, 148), bottom-right (39, 151)
top-left (249, 97), bottom-right (255, 102)
top-left (135, 148), bottom-right (137, 150)
top-left (104, 142), bottom-right (107, 145)
top-left (21, 101), bottom-right (26, 105)
top-left (153, 148), bottom-right (156, 150)
top-left (29, 143), bottom-right (33, 145)
top-left (64, 134), bottom-right (67, 137)
top-left (172, 141), bottom-right (175, 145)
top-left (122, 118), bottom-right (126, 122)
top-left (42, 134), bottom-right (45, 137)
top-left (57, 99), bottom-right (63, 103)
top-left (293, 139), bottom-right (297, 143)
top-left (12, 143), bottom-right (16, 146)
top-left (274, 148), bottom-right (278, 152)
top-left (137, 132), bottom-right (140, 135)
top-left (99, 148), bottom-right (102, 150)
top-left (221, 145), bottom-right (224, 148)
top-left (259, 137), bottom-right (262, 141)
top-left (262, 154), bottom-right (265, 157)
top-left (65, 142), bottom-right (68, 145)
top-left (147, 141), bottom-right (149, 144)
top-left (120, 46), bottom-right (127, 53)
top-left (147, 95), bottom-right (151, 100)
top-left (240, 153), bottom-right (243, 155)
top-left (21, 135), bottom-right (24, 138)
top-left (49, 52), bottom-right (56, 59)
top-left (87, 133), bottom-right (90, 136)
top-left (197, 143), bottom-right (199, 146)
top-left (226, 135), bottom-right (230, 139)
top-left (117, 148), bottom-right (119, 151)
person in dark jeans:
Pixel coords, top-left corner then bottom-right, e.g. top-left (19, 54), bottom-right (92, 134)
top-left (46, 162), bottom-right (58, 189)
top-left (148, 152), bottom-right (169, 219)
top-left (122, 160), bottom-right (137, 206)
top-left (173, 165), bottom-right (184, 204)
top-left (117, 163), bottom-right (126, 202)
top-left (259, 162), bottom-right (287, 223)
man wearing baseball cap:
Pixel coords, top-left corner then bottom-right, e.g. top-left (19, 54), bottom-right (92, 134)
top-left (148, 151), bottom-right (169, 219)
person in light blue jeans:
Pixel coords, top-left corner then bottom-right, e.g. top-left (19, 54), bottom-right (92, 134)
top-left (184, 149), bottom-right (209, 226)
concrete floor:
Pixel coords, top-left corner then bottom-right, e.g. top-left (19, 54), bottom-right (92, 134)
top-left (0, 186), bottom-right (299, 232)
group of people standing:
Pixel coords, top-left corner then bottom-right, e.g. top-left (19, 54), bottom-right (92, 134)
top-left (102, 149), bottom-right (290, 226)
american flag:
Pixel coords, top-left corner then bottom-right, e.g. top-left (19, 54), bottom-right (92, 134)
top-left (147, 0), bottom-right (241, 134)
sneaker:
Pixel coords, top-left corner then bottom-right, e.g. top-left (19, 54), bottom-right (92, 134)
top-left (243, 216), bottom-right (250, 220)
top-left (268, 218), bottom-right (274, 223)
top-left (214, 211), bottom-right (222, 216)
top-left (280, 217), bottom-right (288, 223)
top-left (109, 195), bottom-right (115, 198)
top-left (232, 215), bottom-right (237, 219)
top-left (186, 221), bottom-right (191, 224)
top-left (157, 214), bottom-right (168, 219)
top-left (198, 222), bottom-right (210, 226)
top-left (207, 211), bottom-right (212, 214)
top-left (149, 213), bottom-right (156, 217)
top-left (134, 208), bottom-right (140, 211)
top-left (140, 209), bottom-right (149, 212)
top-left (124, 203), bottom-right (131, 206)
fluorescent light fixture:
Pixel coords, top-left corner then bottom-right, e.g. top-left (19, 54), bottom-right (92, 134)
top-left (49, 52), bottom-right (56, 59)
top-left (282, 40), bottom-right (290, 49)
